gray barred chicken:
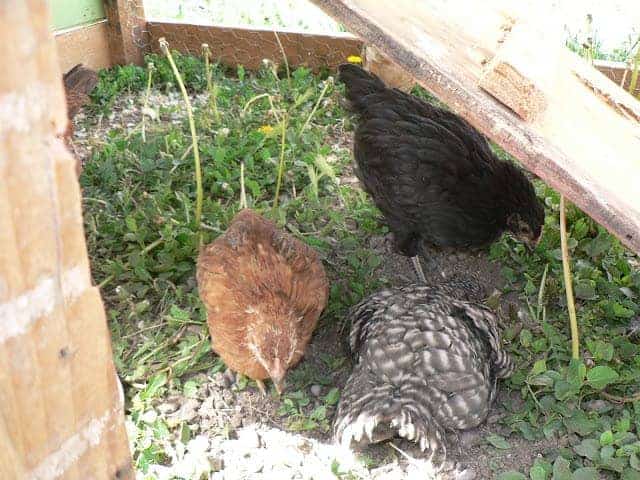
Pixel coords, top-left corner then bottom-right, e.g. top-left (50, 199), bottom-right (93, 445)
top-left (333, 279), bottom-right (514, 467)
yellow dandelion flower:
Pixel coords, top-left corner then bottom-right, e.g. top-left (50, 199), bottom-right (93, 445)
top-left (347, 55), bottom-right (363, 64)
top-left (258, 125), bottom-right (274, 135)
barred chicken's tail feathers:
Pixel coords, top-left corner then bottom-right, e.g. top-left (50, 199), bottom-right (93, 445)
top-left (333, 365), bottom-right (447, 466)
top-left (338, 63), bottom-right (387, 114)
top-left (454, 300), bottom-right (515, 380)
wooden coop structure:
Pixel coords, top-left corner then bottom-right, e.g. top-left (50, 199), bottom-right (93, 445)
top-left (2, 0), bottom-right (640, 478)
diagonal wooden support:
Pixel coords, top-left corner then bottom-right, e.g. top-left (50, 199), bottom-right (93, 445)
top-left (311, 0), bottom-right (640, 255)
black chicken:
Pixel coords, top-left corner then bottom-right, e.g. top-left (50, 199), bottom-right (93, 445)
top-left (338, 64), bottom-right (544, 282)
top-left (333, 278), bottom-right (514, 468)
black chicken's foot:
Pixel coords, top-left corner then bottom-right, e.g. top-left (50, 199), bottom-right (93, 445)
top-left (411, 256), bottom-right (427, 283)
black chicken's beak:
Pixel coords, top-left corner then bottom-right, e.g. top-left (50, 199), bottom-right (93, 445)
top-left (525, 230), bottom-right (543, 251)
top-left (533, 228), bottom-right (544, 248)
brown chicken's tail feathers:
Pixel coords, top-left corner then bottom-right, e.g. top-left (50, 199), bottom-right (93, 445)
top-left (63, 64), bottom-right (99, 95)
top-left (333, 382), bottom-right (448, 468)
top-left (338, 63), bottom-right (387, 113)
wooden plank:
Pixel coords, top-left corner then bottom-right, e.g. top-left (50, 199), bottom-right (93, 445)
top-left (310, 0), bottom-right (640, 254)
top-left (104, 0), bottom-right (147, 65)
top-left (147, 21), bottom-right (362, 71)
top-left (594, 59), bottom-right (640, 97)
top-left (0, 1), bottom-right (132, 478)
top-left (55, 20), bottom-right (113, 72)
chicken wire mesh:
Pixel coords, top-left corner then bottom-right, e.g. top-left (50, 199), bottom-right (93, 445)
top-left (110, 0), bottom-right (360, 71)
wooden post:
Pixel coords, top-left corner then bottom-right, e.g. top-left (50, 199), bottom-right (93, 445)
top-left (104, 0), bottom-right (147, 65)
top-left (0, 1), bottom-right (133, 479)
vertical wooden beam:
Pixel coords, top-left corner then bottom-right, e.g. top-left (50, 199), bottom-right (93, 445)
top-left (103, 0), bottom-right (147, 65)
top-left (0, 1), bottom-right (133, 479)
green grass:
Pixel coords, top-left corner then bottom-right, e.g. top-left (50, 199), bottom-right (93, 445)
top-left (489, 189), bottom-right (640, 479)
top-left (82, 52), bottom-right (640, 478)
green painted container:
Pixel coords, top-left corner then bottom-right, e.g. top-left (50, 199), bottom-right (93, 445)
top-left (51, 0), bottom-right (106, 31)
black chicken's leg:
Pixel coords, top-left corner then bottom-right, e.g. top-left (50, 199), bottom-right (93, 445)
top-left (392, 229), bottom-right (428, 283)
top-left (411, 256), bottom-right (427, 283)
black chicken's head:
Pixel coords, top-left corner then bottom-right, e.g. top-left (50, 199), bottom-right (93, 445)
top-left (503, 168), bottom-right (545, 249)
top-left (506, 205), bottom-right (544, 250)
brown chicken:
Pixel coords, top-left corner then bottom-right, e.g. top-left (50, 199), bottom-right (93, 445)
top-left (61, 64), bottom-right (98, 176)
top-left (196, 209), bottom-right (329, 394)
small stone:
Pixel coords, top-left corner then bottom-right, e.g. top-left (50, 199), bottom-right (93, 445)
top-left (310, 384), bottom-right (322, 397)
top-left (141, 106), bottom-right (158, 120)
top-left (237, 428), bottom-right (261, 449)
top-left (157, 401), bottom-right (179, 415)
top-left (454, 467), bottom-right (477, 480)
top-left (209, 457), bottom-right (223, 472)
top-left (268, 466), bottom-right (295, 479)
top-left (244, 454), bottom-right (264, 473)
top-left (627, 316), bottom-right (640, 337)
top-left (140, 409), bottom-right (157, 424)
top-left (170, 398), bottom-right (200, 423)
top-left (198, 396), bottom-right (215, 418)
top-left (457, 429), bottom-right (482, 448)
top-left (222, 390), bottom-right (234, 404)
top-left (200, 418), bottom-right (214, 431)
top-left (370, 465), bottom-right (405, 480)
top-left (229, 414), bottom-right (243, 429)
top-left (212, 371), bottom-right (232, 389)
top-left (517, 308), bottom-right (530, 322)
top-left (282, 446), bottom-right (304, 467)
top-left (486, 413), bottom-right (503, 424)
top-left (214, 399), bottom-right (227, 410)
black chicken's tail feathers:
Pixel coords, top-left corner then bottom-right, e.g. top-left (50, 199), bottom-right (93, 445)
top-left (338, 64), bottom-right (387, 113)
top-left (333, 367), bottom-right (447, 467)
